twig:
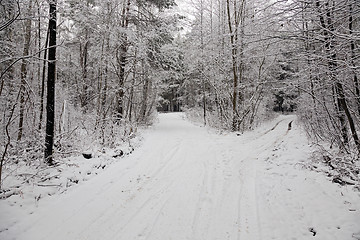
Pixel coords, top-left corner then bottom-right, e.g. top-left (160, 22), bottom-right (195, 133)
top-left (0, 0), bottom-right (20, 31)
top-left (0, 90), bottom-right (20, 190)
top-left (34, 183), bottom-right (62, 187)
top-left (21, 164), bottom-right (63, 185)
top-left (0, 189), bottom-right (20, 199)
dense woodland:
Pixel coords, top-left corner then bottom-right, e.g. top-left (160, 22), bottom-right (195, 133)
top-left (0, 0), bottom-right (359, 188)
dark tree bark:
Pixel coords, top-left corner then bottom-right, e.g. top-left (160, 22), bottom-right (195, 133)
top-left (140, 59), bottom-right (149, 122)
top-left (200, 0), bottom-right (206, 126)
top-left (79, 28), bottom-right (89, 111)
top-left (226, 0), bottom-right (238, 131)
top-left (39, 25), bottom-right (49, 130)
top-left (18, 0), bottom-right (32, 141)
top-left (335, 82), bottom-right (360, 153)
top-left (0, 91), bottom-right (20, 190)
top-left (316, 1), bottom-right (348, 146)
top-left (97, 35), bottom-right (108, 126)
top-left (115, 0), bottom-right (131, 121)
top-left (44, 0), bottom-right (57, 165)
top-left (226, 0), bottom-right (246, 131)
top-left (316, 0), bottom-right (360, 153)
top-left (127, 54), bottom-right (137, 122)
top-left (348, 2), bottom-right (360, 116)
top-left (115, 43), bottom-right (126, 119)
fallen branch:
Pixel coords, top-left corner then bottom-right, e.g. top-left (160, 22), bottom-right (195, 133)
top-left (332, 176), bottom-right (356, 186)
top-left (34, 183), bottom-right (62, 187)
top-left (0, 189), bottom-right (20, 199)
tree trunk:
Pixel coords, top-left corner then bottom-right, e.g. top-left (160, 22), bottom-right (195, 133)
top-left (237, 0), bottom-right (246, 129)
top-left (79, 28), bottom-right (89, 111)
top-left (116, 45), bottom-right (126, 120)
top-left (97, 37), bottom-right (108, 126)
top-left (44, 0), bottom-right (57, 165)
top-left (127, 57), bottom-right (137, 122)
top-left (226, 0), bottom-right (238, 131)
top-left (200, 0), bottom-right (206, 126)
top-left (115, 0), bottom-right (131, 121)
top-left (18, 0), bottom-right (32, 141)
top-left (316, 1), bottom-right (348, 146)
top-left (37, 1), bottom-right (41, 100)
top-left (39, 25), bottom-right (50, 130)
top-left (348, 2), bottom-right (360, 116)
top-left (0, 91), bottom-right (20, 190)
top-left (335, 82), bottom-right (360, 153)
top-left (316, 0), bottom-right (360, 153)
top-left (140, 66), bottom-right (149, 122)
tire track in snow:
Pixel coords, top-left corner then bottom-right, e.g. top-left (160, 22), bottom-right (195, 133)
top-left (109, 132), bottom-right (200, 240)
top-left (220, 118), bottom-right (295, 240)
top-left (64, 136), bottom-right (186, 240)
top-left (109, 180), bottom-right (177, 239)
top-left (72, 173), bottom-right (177, 240)
top-left (142, 194), bottom-right (174, 240)
top-left (107, 141), bottom-right (186, 238)
top-left (237, 157), bottom-right (260, 240)
top-left (239, 118), bottom-right (296, 240)
top-left (261, 119), bottom-right (285, 136)
top-left (4, 113), bottom-right (315, 240)
top-left (197, 139), bottom-right (245, 240)
top-left (191, 146), bottom-right (213, 240)
top-left (150, 139), bottom-right (182, 177)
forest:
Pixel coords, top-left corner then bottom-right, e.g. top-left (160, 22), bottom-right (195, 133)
top-left (0, 0), bottom-right (359, 190)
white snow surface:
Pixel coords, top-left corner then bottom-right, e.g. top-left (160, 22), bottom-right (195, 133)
top-left (1, 112), bottom-right (360, 240)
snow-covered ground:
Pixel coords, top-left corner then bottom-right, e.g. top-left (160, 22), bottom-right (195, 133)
top-left (1, 112), bottom-right (359, 240)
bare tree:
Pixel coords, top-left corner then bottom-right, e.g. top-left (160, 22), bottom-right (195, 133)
top-left (17, 0), bottom-right (33, 141)
top-left (44, 0), bottom-right (57, 165)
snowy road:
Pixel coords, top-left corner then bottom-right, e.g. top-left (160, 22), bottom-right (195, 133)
top-left (2, 113), bottom-right (360, 240)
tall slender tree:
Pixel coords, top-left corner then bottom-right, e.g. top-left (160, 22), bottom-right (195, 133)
top-left (44, 0), bottom-right (57, 165)
top-left (17, 0), bottom-right (32, 141)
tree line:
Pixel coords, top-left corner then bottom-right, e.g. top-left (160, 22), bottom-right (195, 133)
top-left (0, 0), bottom-right (359, 188)
top-left (181, 0), bottom-right (359, 157)
top-left (0, 0), bottom-right (178, 188)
